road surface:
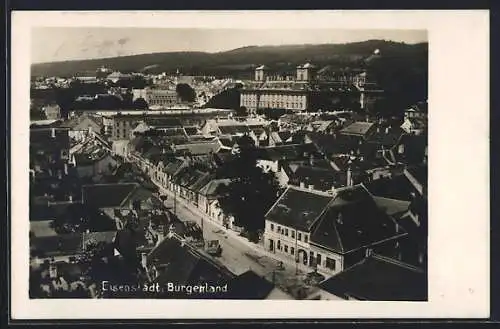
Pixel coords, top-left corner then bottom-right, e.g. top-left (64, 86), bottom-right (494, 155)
top-left (155, 183), bottom-right (315, 297)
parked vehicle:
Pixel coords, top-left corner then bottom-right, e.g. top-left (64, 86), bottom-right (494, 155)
top-left (206, 240), bottom-right (222, 257)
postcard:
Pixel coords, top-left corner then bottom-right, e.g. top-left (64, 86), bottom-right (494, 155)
top-left (10, 9), bottom-right (489, 319)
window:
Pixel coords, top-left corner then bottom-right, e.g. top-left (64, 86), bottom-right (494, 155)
top-left (298, 232), bottom-right (302, 241)
top-left (270, 223), bottom-right (274, 231)
top-left (304, 235), bottom-right (309, 243)
top-left (277, 240), bottom-right (281, 250)
top-left (317, 254), bottom-right (322, 266)
top-left (291, 231), bottom-right (295, 239)
top-left (291, 247), bottom-right (295, 255)
top-left (277, 226), bottom-right (281, 233)
top-left (326, 257), bottom-right (336, 270)
top-left (284, 245), bottom-right (288, 252)
top-left (285, 229), bottom-right (289, 236)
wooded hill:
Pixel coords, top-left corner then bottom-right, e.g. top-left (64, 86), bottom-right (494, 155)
top-left (31, 40), bottom-right (428, 79)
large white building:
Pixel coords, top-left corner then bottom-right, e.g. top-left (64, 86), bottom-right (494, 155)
top-left (263, 184), bottom-right (407, 277)
top-left (133, 88), bottom-right (179, 108)
top-left (240, 64), bottom-right (315, 113)
top-left (242, 63), bottom-right (383, 113)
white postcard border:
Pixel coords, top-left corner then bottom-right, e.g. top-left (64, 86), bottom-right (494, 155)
top-left (11, 10), bottom-right (490, 319)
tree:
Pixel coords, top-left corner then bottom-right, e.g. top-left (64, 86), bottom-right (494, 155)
top-left (216, 135), bottom-right (281, 240)
top-left (77, 240), bottom-right (115, 286)
top-left (53, 203), bottom-right (115, 234)
top-left (30, 100), bottom-right (47, 120)
top-left (176, 83), bottom-right (196, 103)
top-left (133, 98), bottom-right (149, 110)
top-left (53, 203), bottom-right (89, 234)
top-left (263, 108), bottom-right (286, 121)
top-left (236, 106), bottom-right (248, 117)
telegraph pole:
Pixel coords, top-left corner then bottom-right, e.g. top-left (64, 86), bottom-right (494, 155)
top-left (295, 229), bottom-right (299, 275)
top-left (201, 214), bottom-right (204, 241)
top-left (173, 186), bottom-right (177, 216)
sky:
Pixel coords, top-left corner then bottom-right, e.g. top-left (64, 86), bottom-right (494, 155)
top-left (31, 28), bottom-right (427, 64)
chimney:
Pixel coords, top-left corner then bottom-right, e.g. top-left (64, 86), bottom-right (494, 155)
top-left (300, 182), bottom-right (305, 188)
top-left (385, 127), bottom-right (389, 134)
top-left (64, 163), bottom-right (68, 175)
top-left (49, 263), bottom-right (58, 279)
top-left (309, 154), bottom-right (314, 166)
top-left (365, 248), bottom-right (373, 257)
top-left (51, 128), bottom-right (56, 138)
top-left (69, 195), bottom-right (73, 202)
top-left (346, 167), bottom-right (353, 187)
top-left (141, 252), bottom-right (148, 269)
top-left (308, 184), bottom-right (314, 190)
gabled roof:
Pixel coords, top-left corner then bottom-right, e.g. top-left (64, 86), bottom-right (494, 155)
top-left (218, 125), bottom-right (251, 135)
top-left (30, 233), bottom-right (83, 256)
top-left (318, 255), bottom-right (427, 301)
top-left (395, 134), bottom-right (427, 165)
top-left (144, 117), bottom-right (183, 128)
top-left (221, 270), bottom-right (286, 299)
top-left (73, 149), bottom-right (110, 166)
top-left (30, 127), bottom-right (70, 152)
top-left (310, 185), bottom-right (403, 254)
top-left (265, 186), bottom-right (333, 231)
top-left (363, 175), bottom-right (420, 202)
top-left (60, 115), bottom-right (102, 131)
top-left (277, 131), bottom-right (292, 142)
top-left (198, 179), bottom-right (232, 197)
top-left (405, 164), bottom-right (427, 187)
top-left (289, 166), bottom-right (344, 192)
top-left (147, 236), bottom-right (232, 288)
top-left (189, 172), bottom-right (214, 193)
top-left (340, 121), bottom-right (376, 137)
top-left (259, 143), bottom-right (319, 162)
top-left (174, 142), bottom-right (221, 155)
top-left (366, 128), bottom-right (404, 148)
top-left (163, 158), bottom-right (186, 175)
top-left (373, 197), bottom-right (411, 217)
top-left (82, 183), bottom-right (138, 208)
top-left (307, 132), bottom-right (359, 156)
top-left (30, 220), bottom-right (58, 237)
top-left (184, 127), bottom-right (200, 136)
top-left (217, 136), bottom-right (234, 148)
top-left (172, 168), bottom-right (209, 189)
top-left (30, 202), bottom-right (78, 222)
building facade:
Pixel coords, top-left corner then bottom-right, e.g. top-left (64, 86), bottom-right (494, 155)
top-left (43, 104), bottom-right (62, 120)
top-left (110, 115), bottom-right (139, 141)
top-left (133, 88), bottom-right (179, 108)
top-left (241, 90), bottom-right (308, 112)
top-left (241, 63), bottom-right (317, 113)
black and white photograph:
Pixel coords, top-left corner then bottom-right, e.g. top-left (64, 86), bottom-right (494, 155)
top-left (11, 10), bottom-right (489, 319)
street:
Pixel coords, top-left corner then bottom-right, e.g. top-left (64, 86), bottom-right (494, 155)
top-left (154, 181), bottom-right (317, 298)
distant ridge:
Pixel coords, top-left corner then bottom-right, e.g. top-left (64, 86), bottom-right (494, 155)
top-left (31, 40), bottom-right (428, 77)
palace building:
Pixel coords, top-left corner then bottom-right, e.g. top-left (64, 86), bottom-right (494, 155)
top-left (240, 63), bottom-right (383, 113)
